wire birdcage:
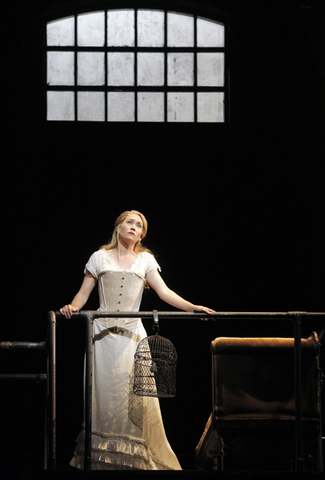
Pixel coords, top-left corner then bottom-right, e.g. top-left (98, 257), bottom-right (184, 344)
top-left (133, 335), bottom-right (178, 398)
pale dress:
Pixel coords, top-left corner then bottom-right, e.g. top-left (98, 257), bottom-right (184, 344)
top-left (70, 249), bottom-right (182, 470)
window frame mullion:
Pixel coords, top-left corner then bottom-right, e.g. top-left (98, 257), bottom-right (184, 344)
top-left (104, 10), bottom-right (108, 122)
top-left (164, 10), bottom-right (168, 122)
top-left (74, 15), bottom-right (78, 122)
top-left (134, 8), bottom-right (138, 122)
top-left (194, 15), bottom-right (198, 123)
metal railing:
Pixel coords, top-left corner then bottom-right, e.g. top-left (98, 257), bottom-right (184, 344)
top-left (2, 310), bottom-right (325, 471)
top-left (0, 339), bottom-right (49, 468)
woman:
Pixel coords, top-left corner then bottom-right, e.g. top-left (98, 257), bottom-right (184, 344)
top-left (60, 210), bottom-right (214, 470)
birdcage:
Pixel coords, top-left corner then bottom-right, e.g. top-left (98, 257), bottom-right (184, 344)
top-left (133, 335), bottom-right (178, 398)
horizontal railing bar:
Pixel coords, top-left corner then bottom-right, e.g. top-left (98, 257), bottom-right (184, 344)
top-left (0, 373), bottom-right (47, 381)
top-left (55, 310), bottom-right (325, 321)
top-left (0, 341), bottom-right (47, 350)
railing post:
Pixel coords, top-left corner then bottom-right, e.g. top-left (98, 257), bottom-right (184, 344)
top-left (47, 311), bottom-right (57, 469)
top-left (291, 311), bottom-right (304, 472)
top-left (84, 313), bottom-right (94, 470)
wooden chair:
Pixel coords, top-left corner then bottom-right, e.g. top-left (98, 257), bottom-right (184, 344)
top-left (195, 333), bottom-right (323, 472)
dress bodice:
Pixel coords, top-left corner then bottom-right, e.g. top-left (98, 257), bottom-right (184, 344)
top-left (84, 249), bottom-right (161, 328)
top-left (97, 271), bottom-right (145, 327)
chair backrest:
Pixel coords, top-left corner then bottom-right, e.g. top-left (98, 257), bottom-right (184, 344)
top-left (211, 333), bottom-right (321, 419)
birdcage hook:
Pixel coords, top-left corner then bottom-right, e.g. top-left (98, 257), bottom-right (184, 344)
top-left (152, 310), bottom-right (160, 335)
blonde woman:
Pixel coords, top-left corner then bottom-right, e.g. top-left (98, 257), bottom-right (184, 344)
top-left (60, 210), bottom-right (214, 471)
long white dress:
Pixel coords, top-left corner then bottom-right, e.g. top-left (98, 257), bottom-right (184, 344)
top-left (70, 249), bottom-right (182, 470)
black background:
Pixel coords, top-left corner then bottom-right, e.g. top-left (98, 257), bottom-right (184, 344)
top-left (1, 0), bottom-right (324, 471)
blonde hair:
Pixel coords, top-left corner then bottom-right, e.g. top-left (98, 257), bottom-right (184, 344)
top-left (100, 210), bottom-right (152, 256)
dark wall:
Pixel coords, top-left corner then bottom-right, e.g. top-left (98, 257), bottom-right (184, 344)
top-left (1, 0), bottom-right (324, 470)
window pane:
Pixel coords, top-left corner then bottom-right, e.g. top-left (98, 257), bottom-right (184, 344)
top-left (138, 10), bottom-right (164, 47)
top-left (167, 92), bottom-right (194, 122)
top-left (78, 92), bottom-right (105, 121)
top-left (107, 9), bottom-right (135, 46)
top-left (197, 92), bottom-right (224, 122)
top-left (197, 53), bottom-right (224, 86)
top-left (168, 53), bottom-right (194, 86)
top-left (47, 91), bottom-right (75, 120)
top-left (78, 11), bottom-right (105, 46)
top-left (47, 52), bottom-right (74, 85)
top-left (107, 92), bottom-right (134, 121)
top-left (137, 93), bottom-right (164, 122)
top-left (107, 52), bottom-right (134, 86)
top-left (77, 52), bottom-right (105, 85)
top-left (167, 12), bottom-right (194, 47)
top-left (197, 18), bottom-right (224, 47)
top-left (47, 17), bottom-right (74, 46)
top-left (137, 53), bottom-right (164, 86)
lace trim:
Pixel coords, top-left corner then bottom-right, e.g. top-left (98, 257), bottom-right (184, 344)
top-left (70, 430), bottom-right (174, 470)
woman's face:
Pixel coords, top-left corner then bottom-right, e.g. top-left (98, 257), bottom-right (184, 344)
top-left (118, 214), bottom-right (144, 245)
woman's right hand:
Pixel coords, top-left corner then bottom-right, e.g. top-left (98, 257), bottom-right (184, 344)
top-left (60, 304), bottom-right (79, 319)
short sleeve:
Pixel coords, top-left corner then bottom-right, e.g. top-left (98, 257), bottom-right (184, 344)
top-left (145, 253), bottom-right (161, 276)
top-left (84, 251), bottom-right (102, 278)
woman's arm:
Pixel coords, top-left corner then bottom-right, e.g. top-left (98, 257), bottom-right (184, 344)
top-left (146, 269), bottom-right (215, 315)
top-left (60, 272), bottom-right (97, 319)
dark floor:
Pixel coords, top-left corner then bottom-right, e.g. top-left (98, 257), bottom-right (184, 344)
top-left (2, 445), bottom-right (324, 480)
top-left (2, 469), bottom-right (323, 480)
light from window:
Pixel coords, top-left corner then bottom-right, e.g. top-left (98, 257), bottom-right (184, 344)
top-left (46, 9), bottom-right (226, 122)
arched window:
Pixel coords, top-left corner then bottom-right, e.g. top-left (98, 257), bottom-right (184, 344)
top-left (46, 8), bottom-right (227, 122)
